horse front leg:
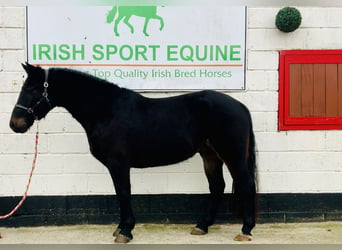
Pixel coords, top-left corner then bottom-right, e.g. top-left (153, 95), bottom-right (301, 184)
top-left (108, 161), bottom-right (135, 243)
top-left (114, 15), bottom-right (124, 36)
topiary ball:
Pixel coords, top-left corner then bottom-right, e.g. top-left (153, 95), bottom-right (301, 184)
top-left (275, 7), bottom-right (302, 33)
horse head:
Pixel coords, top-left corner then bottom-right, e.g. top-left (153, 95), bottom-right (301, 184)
top-left (10, 63), bottom-right (54, 133)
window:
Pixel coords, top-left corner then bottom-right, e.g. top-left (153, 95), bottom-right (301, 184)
top-left (279, 50), bottom-right (342, 130)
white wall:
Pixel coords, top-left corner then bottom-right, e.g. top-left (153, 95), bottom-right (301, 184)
top-left (1, 6), bottom-right (342, 197)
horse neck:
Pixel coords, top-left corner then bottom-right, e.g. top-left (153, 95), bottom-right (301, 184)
top-left (50, 68), bottom-right (121, 129)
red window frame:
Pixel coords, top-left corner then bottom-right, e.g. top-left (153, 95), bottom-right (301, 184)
top-left (279, 50), bottom-right (342, 130)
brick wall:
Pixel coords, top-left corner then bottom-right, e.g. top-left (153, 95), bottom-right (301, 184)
top-left (1, 6), bottom-right (342, 197)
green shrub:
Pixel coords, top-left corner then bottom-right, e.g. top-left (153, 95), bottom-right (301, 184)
top-left (275, 7), bottom-right (302, 33)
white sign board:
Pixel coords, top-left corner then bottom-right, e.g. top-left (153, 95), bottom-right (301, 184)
top-left (27, 6), bottom-right (246, 90)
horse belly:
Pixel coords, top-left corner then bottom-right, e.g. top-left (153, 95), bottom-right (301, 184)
top-left (131, 136), bottom-right (198, 168)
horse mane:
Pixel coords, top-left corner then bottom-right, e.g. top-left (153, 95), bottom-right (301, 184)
top-left (50, 67), bottom-right (136, 99)
top-left (51, 67), bottom-right (119, 88)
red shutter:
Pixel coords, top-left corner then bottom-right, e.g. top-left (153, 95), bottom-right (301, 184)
top-left (279, 50), bottom-right (342, 130)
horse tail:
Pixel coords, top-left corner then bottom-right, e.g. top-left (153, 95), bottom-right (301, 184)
top-left (248, 113), bottom-right (257, 193)
top-left (247, 116), bottom-right (258, 218)
top-left (231, 106), bottom-right (258, 218)
top-left (106, 6), bottom-right (117, 23)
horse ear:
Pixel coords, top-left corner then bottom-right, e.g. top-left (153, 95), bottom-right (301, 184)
top-left (21, 62), bottom-right (37, 74)
top-left (21, 62), bottom-right (29, 73)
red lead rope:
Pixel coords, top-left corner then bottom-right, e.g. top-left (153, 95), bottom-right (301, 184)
top-left (0, 127), bottom-right (39, 220)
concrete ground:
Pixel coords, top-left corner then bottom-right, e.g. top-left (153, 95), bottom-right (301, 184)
top-left (0, 222), bottom-right (342, 244)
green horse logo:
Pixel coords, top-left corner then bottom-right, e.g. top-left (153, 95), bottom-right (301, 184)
top-left (106, 6), bottom-right (164, 36)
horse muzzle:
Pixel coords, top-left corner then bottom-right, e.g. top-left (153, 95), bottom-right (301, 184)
top-left (9, 116), bottom-right (31, 133)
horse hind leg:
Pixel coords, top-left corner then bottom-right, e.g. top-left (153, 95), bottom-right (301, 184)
top-left (155, 15), bottom-right (164, 31)
top-left (191, 143), bottom-right (225, 235)
top-left (231, 160), bottom-right (256, 241)
top-left (143, 16), bottom-right (164, 36)
top-left (209, 133), bottom-right (256, 241)
top-left (142, 18), bottom-right (151, 36)
top-left (221, 153), bottom-right (256, 241)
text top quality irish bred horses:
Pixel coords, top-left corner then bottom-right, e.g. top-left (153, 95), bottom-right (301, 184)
top-left (10, 63), bottom-right (257, 243)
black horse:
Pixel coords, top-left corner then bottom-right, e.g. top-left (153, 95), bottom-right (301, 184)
top-left (10, 63), bottom-right (257, 243)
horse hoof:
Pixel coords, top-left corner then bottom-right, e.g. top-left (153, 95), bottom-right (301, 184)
top-left (115, 234), bottom-right (132, 244)
top-left (234, 233), bottom-right (253, 241)
top-left (191, 227), bottom-right (208, 235)
top-left (113, 228), bottom-right (121, 237)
